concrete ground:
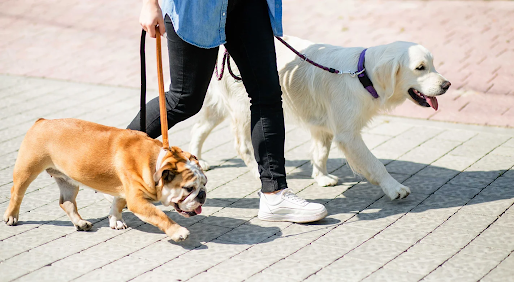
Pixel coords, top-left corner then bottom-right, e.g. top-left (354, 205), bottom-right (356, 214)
top-left (1, 0), bottom-right (514, 282)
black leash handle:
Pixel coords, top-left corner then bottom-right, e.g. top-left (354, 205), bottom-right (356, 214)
top-left (140, 29), bottom-right (147, 133)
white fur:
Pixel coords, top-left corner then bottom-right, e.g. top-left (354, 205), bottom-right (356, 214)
top-left (190, 36), bottom-right (449, 200)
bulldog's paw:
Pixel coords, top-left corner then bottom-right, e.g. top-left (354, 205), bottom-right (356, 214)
top-left (198, 159), bottom-right (210, 171)
top-left (169, 227), bottom-right (190, 242)
top-left (109, 216), bottom-right (128, 230)
top-left (3, 212), bottom-right (19, 226)
top-left (75, 220), bottom-right (93, 231)
top-left (383, 183), bottom-right (411, 200)
top-left (315, 174), bottom-right (339, 187)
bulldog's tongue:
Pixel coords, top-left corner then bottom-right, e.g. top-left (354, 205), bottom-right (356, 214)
top-left (427, 96), bottom-right (438, 111)
top-left (194, 206), bottom-right (202, 215)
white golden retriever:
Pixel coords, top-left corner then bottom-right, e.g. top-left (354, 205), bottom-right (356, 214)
top-left (189, 36), bottom-right (450, 200)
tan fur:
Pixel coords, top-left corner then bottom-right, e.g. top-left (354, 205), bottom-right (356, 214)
top-left (3, 118), bottom-right (206, 241)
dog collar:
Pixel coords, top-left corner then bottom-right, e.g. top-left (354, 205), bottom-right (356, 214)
top-left (357, 49), bottom-right (379, 98)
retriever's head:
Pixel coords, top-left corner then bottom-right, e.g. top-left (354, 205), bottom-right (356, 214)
top-left (154, 146), bottom-right (207, 217)
top-left (372, 42), bottom-right (450, 110)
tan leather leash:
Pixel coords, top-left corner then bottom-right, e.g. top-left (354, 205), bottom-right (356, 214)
top-left (155, 29), bottom-right (170, 150)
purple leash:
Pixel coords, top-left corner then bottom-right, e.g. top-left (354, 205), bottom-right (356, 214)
top-left (216, 37), bottom-right (379, 98)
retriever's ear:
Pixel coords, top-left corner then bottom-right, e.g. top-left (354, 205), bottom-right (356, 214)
top-left (372, 56), bottom-right (400, 100)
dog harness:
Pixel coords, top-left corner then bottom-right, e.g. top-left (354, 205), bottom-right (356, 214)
top-left (216, 37), bottom-right (379, 99)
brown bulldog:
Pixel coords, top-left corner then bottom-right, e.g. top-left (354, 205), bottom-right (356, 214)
top-left (3, 118), bottom-right (207, 242)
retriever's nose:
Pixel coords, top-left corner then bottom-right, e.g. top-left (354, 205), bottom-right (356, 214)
top-left (197, 189), bottom-right (206, 204)
top-left (441, 81), bottom-right (451, 91)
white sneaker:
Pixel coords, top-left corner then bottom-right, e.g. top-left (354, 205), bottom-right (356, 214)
top-left (258, 188), bottom-right (328, 223)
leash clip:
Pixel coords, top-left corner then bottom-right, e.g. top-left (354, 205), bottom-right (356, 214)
top-left (349, 68), bottom-right (366, 77)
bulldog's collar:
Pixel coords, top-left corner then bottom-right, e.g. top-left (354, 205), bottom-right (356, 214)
top-left (357, 49), bottom-right (379, 99)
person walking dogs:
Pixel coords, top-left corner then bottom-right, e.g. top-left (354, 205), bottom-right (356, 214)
top-left (128, 0), bottom-right (327, 223)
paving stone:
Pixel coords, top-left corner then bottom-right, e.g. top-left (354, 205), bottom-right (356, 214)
top-left (313, 256), bottom-right (383, 282)
top-left (481, 254), bottom-right (514, 282)
top-left (362, 268), bottom-right (424, 282)
top-left (314, 225), bottom-right (377, 253)
top-left (419, 227), bottom-right (476, 249)
top-left (49, 253), bottom-right (114, 275)
top-left (346, 238), bottom-right (411, 264)
top-left (384, 251), bottom-right (451, 276)
top-left (178, 241), bottom-right (251, 266)
top-left (444, 252), bottom-right (502, 276)
top-left (261, 258), bottom-right (323, 280)
top-left (72, 268), bottom-right (136, 282)
top-left (422, 264), bottom-right (485, 282)
top-left (1, 250), bottom-right (58, 272)
top-left (459, 196), bottom-right (514, 217)
top-left (433, 183), bottom-right (481, 199)
top-left (375, 225), bottom-right (429, 245)
top-left (245, 272), bottom-right (300, 282)
top-left (473, 224), bottom-right (514, 251)
top-left (16, 265), bottom-right (83, 282)
top-left (402, 175), bottom-right (449, 195)
top-left (233, 236), bottom-right (307, 264)
top-left (0, 263), bottom-right (31, 282)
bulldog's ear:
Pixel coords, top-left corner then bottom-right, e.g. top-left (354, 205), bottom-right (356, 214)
top-left (188, 154), bottom-right (201, 167)
top-left (373, 56), bottom-right (400, 100)
top-left (154, 164), bottom-right (176, 185)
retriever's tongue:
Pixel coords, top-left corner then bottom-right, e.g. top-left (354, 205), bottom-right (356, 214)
top-left (194, 206), bottom-right (202, 215)
top-left (427, 96), bottom-right (438, 111)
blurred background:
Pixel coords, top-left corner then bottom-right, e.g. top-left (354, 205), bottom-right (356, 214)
top-left (1, 0), bottom-right (513, 127)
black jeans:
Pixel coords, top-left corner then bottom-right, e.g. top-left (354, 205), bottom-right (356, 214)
top-left (128, 0), bottom-right (287, 193)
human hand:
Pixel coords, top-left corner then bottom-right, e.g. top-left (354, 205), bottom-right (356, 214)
top-left (140, 0), bottom-right (165, 38)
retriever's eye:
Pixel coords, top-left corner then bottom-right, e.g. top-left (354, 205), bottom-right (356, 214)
top-left (415, 65), bottom-right (425, 71)
top-left (184, 187), bottom-right (194, 193)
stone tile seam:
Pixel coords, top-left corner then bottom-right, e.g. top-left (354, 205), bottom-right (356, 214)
top-left (309, 136), bottom-right (511, 281)
top-left (0, 93), bottom-right (135, 148)
top-left (360, 172), bottom-right (513, 282)
top-left (1, 194), bottom-right (110, 243)
top-left (0, 86), bottom-right (99, 118)
top-left (420, 198), bottom-right (514, 282)
top-left (479, 249), bottom-right (514, 281)
top-left (2, 219), bottom-right (143, 282)
top-left (364, 138), bottom-right (514, 280)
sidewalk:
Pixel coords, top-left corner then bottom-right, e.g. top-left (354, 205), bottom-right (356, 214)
top-left (1, 1), bottom-right (514, 282)
top-left (1, 75), bottom-right (514, 282)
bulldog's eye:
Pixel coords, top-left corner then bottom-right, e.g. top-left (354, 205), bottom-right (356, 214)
top-left (415, 65), bottom-right (425, 71)
top-left (184, 187), bottom-right (194, 193)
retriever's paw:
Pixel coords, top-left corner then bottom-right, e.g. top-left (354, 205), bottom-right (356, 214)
top-left (109, 216), bottom-right (128, 230)
top-left (3, 212), bottom-right (19, 226)
top-left (75, 220), bottom-right (93, 231)
top-left (383, 183), bottom-right (411, 200)
top-left (315, 174), bottom-right (339, 187)
top-left (169, 227), bottom-right (190, 242)
top-left (198, 159), bottom-right (210, 171)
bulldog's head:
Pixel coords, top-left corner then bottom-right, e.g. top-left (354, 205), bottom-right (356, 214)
top-left (154, 146), bottom-right (207, 217)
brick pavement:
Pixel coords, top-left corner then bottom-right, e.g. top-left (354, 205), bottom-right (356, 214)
top-left (1, 0), bottom-right (514, 127)
top-left (1, 74), bottom-right (514, 282)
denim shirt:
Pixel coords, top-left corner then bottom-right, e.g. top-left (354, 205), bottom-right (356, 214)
top-left (162, 0), bottom-right (283, 49)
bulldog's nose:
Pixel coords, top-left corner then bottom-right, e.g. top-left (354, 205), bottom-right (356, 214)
top-left (441, 81), bottom-right (451, 91)
top-left (197, 190), bottom-right (206, 204)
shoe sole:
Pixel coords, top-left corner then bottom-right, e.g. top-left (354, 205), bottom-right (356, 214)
top-left (258, 209), bottom-right (328, 223)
